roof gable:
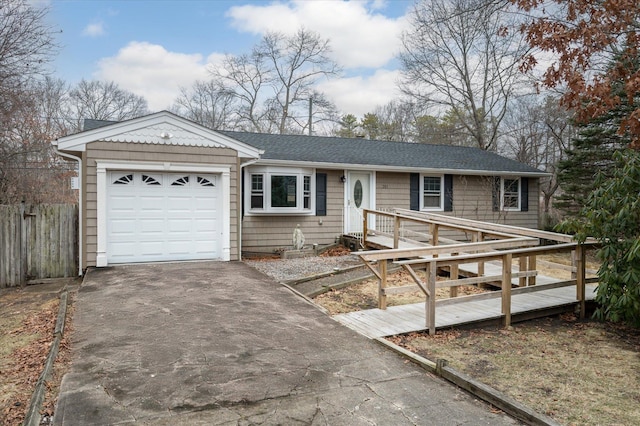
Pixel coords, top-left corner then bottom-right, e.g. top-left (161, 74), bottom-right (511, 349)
top-left (54, 111), bottom-right (262, 158)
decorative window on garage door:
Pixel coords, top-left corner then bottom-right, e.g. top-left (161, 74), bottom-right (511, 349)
top-left (142, 174), bottom-right (162, 185)
top-left (113, 174), bottom-right (134, 185)
top-left (197, 176), bottom-right (215, 187)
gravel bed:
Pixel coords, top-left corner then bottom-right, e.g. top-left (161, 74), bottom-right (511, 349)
top-left (244, 255), bottom-right (363, 282)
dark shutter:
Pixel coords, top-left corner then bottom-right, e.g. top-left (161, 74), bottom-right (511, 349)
top-left (520, 177), bottom-right (529, 212)
top-left (410, 173), bottom-right (420, 211)
top-left (492, 176), bottom-right (501, 212)
top-left (316, 173), bottom-right (327, 216)
top-left (444, 174), bottom-right (453, 212)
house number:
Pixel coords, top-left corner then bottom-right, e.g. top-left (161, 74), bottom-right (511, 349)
top-left (354, 180), bottom-right (363, 208)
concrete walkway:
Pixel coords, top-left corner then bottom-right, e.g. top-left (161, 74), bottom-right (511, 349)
top-left (54, 262), bottom-right (518, 425)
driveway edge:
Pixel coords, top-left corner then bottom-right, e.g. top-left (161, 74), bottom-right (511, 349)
top-left (374, 338), bottom-right (561, 426)
top-left (23, 290), bottom-right (69, 426)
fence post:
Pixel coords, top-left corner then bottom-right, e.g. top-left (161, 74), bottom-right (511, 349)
top-left (501, 253), bottom-right (512, 327)
top-left (575, 244), bottom-right (586, 319)
top-left (20, 202), bottom-right (27, 288)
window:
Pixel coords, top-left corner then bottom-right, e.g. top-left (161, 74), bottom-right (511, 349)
top-left (251, 174), bottom-right (264, 209)
top-left (246, 167), bottom-right (314, 214)
top-left (502, 178), bottom-right (520, 210)
top-left (422, 176), bottom-right (442, 209)
top-left (493, 177), bottom-right (523, 211)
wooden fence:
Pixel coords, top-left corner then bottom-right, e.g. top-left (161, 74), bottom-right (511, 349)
top-left (0, 204), bottom-right (78, 288)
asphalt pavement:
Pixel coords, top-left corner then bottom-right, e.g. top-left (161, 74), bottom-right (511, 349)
top-left (53, 261), bottom-right (519, 425)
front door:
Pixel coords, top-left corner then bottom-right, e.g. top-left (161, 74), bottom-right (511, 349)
top-left (345, 171), bottom-right (373, 235)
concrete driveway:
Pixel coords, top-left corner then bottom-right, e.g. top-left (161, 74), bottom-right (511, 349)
top-left (53, 261), bottom-right (518, 425)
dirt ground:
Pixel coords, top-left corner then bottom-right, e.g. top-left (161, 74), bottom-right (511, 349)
top-left (313, 254), bottom-right (640, 426)
top-left (0, 282), bottom-right (75, 426)
top-left (388, 315), bottom-right (640, 426)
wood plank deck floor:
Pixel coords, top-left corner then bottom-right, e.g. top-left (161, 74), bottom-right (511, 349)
top-left (333, 283), bottom-right (598, 338)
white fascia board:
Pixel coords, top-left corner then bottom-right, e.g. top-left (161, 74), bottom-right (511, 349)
top-left (55, 111), bottom-right (262, 158)
top-left (254, 159), bottom-right (550, 178)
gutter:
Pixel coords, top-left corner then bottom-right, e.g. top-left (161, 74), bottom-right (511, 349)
top-left (255, 159), bottom-right (550, 178)
top-left (52, 144), bottom-right (83, 276)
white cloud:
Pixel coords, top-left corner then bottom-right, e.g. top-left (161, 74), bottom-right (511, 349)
top-left (227, 0), bottom-right (409, 69)
top-left (318, 69), bottom-right (402, 116)
top-left (82, 22), bottom-right (106, 37)
top-left (95, 42), bottom-right (223, 111)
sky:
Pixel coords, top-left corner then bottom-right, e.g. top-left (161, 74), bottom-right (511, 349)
top-left (46, 0), bottom-right (416, 117)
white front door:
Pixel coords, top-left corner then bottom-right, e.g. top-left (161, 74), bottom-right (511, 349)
top-left (345, 171), bottom-right (373, 234)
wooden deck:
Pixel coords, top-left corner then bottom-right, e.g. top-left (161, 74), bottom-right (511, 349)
top-left (334, 282), bottom-right (598, 338)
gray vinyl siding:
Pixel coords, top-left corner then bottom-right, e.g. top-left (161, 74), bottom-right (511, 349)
top-left (83, 141), bottom-right (240, 267)
top-left (241, 169), bottom-right (344, 254)
top-left (376, 173), bottom-right (540, 229)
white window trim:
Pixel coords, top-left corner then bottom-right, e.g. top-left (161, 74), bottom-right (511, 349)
top-left (501, 177), bottom-right (521, 211)
top-left (244, 166), bottom-right (315, 215)
top-left (95, 160), bottom-right (231, 267)
top-left (420, 174), bottom-right (444, 211)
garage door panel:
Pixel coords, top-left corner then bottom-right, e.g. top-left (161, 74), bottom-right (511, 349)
top-left (109, 195), bottom-right (137, 211)
top-left (194, 218), bottom-right (217, 233)
top-left (168, 218), bottom-right (191, 233)
top-left (110, 219), bottom-right (137, 236)
top-left (107, 172), bottom-right (222, 264)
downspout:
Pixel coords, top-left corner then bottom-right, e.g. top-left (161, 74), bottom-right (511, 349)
top-left (238, 158), bottom-right (261, 258)
top-left (53, 145), bottom-right (83, 276)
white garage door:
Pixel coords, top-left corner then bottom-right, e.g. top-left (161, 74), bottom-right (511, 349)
top-left (107, 171), bottom-right (221, 263)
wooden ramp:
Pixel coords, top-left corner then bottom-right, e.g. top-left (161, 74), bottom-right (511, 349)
top-left (333, 282), bottom-right (598, 338)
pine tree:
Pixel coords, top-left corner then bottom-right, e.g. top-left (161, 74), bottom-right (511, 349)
top-left (555, 53), bottom-right (639, 217)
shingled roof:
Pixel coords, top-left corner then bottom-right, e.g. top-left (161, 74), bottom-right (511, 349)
top-left (219, 131), bottom-right (546, 176)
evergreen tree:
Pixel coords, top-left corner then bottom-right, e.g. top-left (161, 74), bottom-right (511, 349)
top-left (555, 54), bottom-right (639, 217)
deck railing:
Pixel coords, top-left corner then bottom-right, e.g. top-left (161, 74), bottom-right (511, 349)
top-left (356, 209), bottom-right (598, 335)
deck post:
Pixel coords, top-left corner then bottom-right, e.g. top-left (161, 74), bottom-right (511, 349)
top-left (476, 232), bottom-right (485, 276)
top-left (528, 255), bottom-right (537, 286)
top-left (363, 211), bottom-right (368, 247)
top-left (431, 223), bottom-right (439, 246)
top-left (501, 253), bottom-right (512, 327)
top-left (378, 260), bottom-right (387, 310)
top-left (450, 253), bottom-right (459, 297)
top-left (393, 216), bottom-right (400, 249)
top-left (571, 250), bottom-right (577, 280)
top-left (426, 260), bottom-right (437, 335)
top-left (576, 244), bottom-right (586, 319)
top-left (518, 255), bottom-right (528, 287)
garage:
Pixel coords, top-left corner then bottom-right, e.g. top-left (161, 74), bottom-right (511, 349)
top-left (106, 171), bottom-right (221, 264)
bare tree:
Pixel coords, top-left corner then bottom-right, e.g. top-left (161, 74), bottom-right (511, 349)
top-left (67, 79), bottom-right (148, 131)
top-left (172, 80), bottom-right (238, 130)
top-left (0, 1), bottom-right (69, 204)
top-left (260, 28), bottom-right (340, 134)
top-left (182, 27), bottom-right (339, 134)
top-left (500, 95), bottom-right (575, 223)
top-left (399, 0), bottom-right (529, 150)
